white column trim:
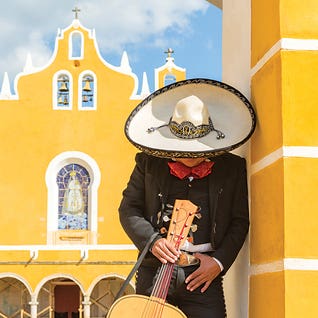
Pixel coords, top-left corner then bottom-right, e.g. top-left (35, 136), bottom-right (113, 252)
top-left (250, 147), bottom-right (283, 174)
top-left (251, 146), bottom-right (318, 174)
top-left (251, 38), bottom-right (318, 76)
top-left (250, 258), bottom-right (318, 276)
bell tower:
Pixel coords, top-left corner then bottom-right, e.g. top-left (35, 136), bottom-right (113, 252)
top-left (154, 48), bottom-right (186, 90)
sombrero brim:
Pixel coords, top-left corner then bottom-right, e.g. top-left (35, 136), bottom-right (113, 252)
top-left (125, 78), bottom-right (256, 158)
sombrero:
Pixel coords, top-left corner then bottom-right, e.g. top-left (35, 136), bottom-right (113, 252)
top-left (125, 78), bottom-right (256, 158)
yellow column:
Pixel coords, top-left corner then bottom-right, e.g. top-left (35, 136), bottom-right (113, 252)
top-left (250, 0), bottom-right (318, 317)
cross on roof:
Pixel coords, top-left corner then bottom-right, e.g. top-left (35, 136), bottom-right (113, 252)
top-left (72, 7), bottom-right (81, 19)
top-left (164, 48), bottom-right (174, 58)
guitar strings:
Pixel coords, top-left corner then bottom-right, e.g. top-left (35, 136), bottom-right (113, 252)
top-left (144, 263), bottom-right (175, 317)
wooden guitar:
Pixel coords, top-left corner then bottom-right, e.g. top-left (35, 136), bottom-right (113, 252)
top-left (107, 199), bottom-right (199, 318)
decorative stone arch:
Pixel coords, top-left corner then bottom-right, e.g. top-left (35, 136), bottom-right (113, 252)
top-left (34, 274), bottom-right (86, 318)
top-left (0, 273), bottom-right (33, 318)
top-left (34, 273), bottom-right (85, 300)
top-left (45, 151), bottom-right (101, 244)
top-left (87, 274), bottom-right (135, 318)
top-left (0, 272), bottom-right (33, 294)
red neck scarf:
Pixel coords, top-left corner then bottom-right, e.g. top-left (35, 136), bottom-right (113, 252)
top-left (168, 160), bottom-right (214, 180)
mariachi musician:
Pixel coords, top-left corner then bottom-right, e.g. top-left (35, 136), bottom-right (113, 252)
top-left (116, 78), bottom-right (256, 318)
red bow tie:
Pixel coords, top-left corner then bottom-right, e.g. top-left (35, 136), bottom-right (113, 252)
top-left (168, 160), bottom-right (214, 180)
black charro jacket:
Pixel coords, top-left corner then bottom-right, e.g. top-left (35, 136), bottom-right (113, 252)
top-left (118, 152), bottom-right (249, 274)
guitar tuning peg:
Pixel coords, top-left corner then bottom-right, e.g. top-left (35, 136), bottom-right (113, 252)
top-left (163, 215), bottom-right (171, 222)
top-left (195, 213), bottom-right (202, 219)
top-left (160, 227), bottom-right (167, 234)
top-left (166, 203), bottom-right (174, 209)
top-left (191, 224), bottom-right (198, 232)
top-left (187, 236), bottom-right (194, 243)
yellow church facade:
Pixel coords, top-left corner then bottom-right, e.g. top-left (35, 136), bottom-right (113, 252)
top-left (0, 15), bottom-right (186, 318)
top-left (1, 1), bottom-right (318, 317)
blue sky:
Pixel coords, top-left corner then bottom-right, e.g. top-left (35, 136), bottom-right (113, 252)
top-left (0, 1), bottom-right (222, 94)
top-left (116, 5), bottom-right (222, 92)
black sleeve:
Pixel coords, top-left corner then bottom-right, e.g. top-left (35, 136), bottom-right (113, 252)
top-left (118, 153), bottom-right (160, 251)
top-left (212, 156), bottom-right (250, 274)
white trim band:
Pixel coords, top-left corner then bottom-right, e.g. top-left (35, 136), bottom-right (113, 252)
top-left (0, 244), bottom-right (136, 251)
top-left (251, 38), bottom-right (318, 76)
top-left (251, 146), bottom-right (318, 174)
top-left (250, 258), bottom-right (318, 276)
top-left (0, 244), bottom-right (137, 261)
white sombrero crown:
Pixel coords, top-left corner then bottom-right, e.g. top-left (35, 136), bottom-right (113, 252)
top-left (148, 94), bottom-right (225, 140)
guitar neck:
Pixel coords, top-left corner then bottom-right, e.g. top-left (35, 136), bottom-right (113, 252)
top-left (150, 199), bottom-right (198, 300)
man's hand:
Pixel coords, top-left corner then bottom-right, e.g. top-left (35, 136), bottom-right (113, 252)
top-left (151, 238), bottom-right (180, 264)
top-left (185, 253), bottom-right (222, 293)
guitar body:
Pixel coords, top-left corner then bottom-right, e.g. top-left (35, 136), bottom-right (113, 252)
top-left (106, 294), bottom-right (187, 318)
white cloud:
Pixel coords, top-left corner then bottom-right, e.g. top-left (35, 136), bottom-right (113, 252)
top-left (0, 0), bottom-right (209, 83)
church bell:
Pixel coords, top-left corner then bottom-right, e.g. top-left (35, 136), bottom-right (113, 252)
top-left (83, 79), bottom-right (92, 92)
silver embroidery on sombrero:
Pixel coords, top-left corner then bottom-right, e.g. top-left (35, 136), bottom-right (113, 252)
top-left (147, 117), bottom-right (225, 140)
top-left (169, 117), bottom-right (225, 139)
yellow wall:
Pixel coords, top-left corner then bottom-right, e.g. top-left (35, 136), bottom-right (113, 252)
top-left (282, 51), bottom-right (318, 146)
top-left (0, 23), bottom-right (138, 246)
top-left (251, 52), bottom-right (283, 162)
top-left (249, 272), bottom-right (285, 318)
top-left (251, 0), bottom-right (280, 67)
top-left (250, 159), bottom-right (284, 264)
top-left (251, 0), bottom-right (318, 316)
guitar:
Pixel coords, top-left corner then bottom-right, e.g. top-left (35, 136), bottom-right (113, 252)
top-left (107, 199), bottom-right (199, 318)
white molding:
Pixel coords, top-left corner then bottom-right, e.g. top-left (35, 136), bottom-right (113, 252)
top-left (283, 146), bottom-right (318, 158)
top-left (251, 40), bottom-right (282, 76)
top-left (250, 260), bottom-right (284, 275)
top-left (251, 147), bottom-right (283, 174)
top-left (0, 244), bottom-right (136, 251)
top-left (284, 258), bottom-right (318, 270)
top-left (251, 146), bottom-right (318, 174)
top-left (250, 258), bottom-right (318, 276)
top-left (251, 38), bottom-right (318, 76)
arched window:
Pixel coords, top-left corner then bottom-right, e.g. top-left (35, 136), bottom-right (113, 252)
top-left (78, 72), bottom-right (97, 110)
top-left (53, 71), bottom-right (73, 110)
top-left (57, 75), bottom-right (70, 107)
top-left (46, 151), bottom-right (101, 244)
top-left (57, 164), bottom-right (90, 230)
top-left (70, 31), bottom-right (83, 59)
top-left (164, 73), bottom-right (176, 86)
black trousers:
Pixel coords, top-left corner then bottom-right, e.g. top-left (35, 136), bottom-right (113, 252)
top-left (136, 264), bottom-right (226, 318)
